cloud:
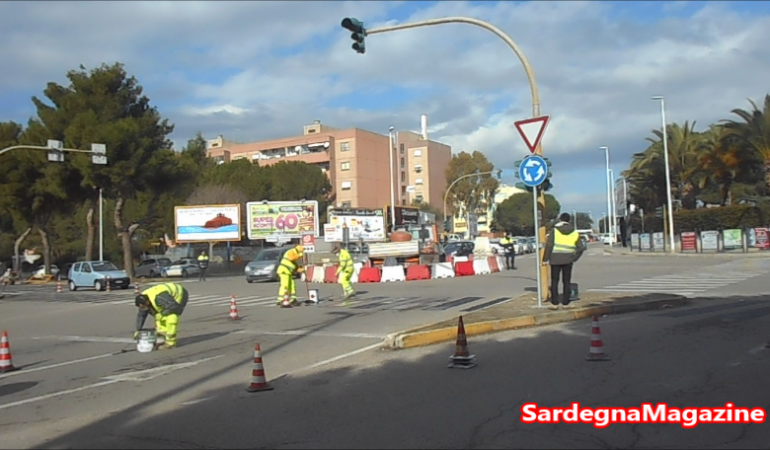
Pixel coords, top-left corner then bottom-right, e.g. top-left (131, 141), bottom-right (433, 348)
top-left (1, 0), bottom-right (769, 218)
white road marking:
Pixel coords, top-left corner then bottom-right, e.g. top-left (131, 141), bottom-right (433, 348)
top-left (0, 352), bottom-right (120, 380)
top-left (0, 356), bottom-right (223, 411)
top-left (33, 336), bottom-right (135, 344)
top-left (235, 330), bottom-right (383, 339)
top-left (286, 342), bottom-right (383, 375)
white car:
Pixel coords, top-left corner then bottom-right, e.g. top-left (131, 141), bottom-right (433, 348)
top-left (161, 259), bottom-right (201, 278)
top-left (31, 264), bottom-right (60, 279)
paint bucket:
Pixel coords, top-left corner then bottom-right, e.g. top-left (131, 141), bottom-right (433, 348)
top-left (308, 289), bottom-right (319, 304)
top-left (136, 329), bottom-right (157, 353)
top-left (570, 283), bottom-right (580, 301)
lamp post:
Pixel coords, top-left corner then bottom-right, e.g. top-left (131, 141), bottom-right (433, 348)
top-left (99, 188), bottom-right (104, 261)
top-left (388, 126), bottom-right (396, 231)
top-left (599, 146), bottom-right (613, 249)
top-left (651, 96), bottom-right (676, 254)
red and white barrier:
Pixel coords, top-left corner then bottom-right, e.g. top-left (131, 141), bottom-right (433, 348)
top-left (381, 265), bottom-right (406, 282)
top-left (473, 258), bottom-right (491, 275)
top-left (431, 262), bottom-right (455, 279)
top-left (310, 265), bottom-right (325, 283)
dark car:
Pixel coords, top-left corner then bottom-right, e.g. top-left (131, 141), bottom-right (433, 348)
top-left (443, 240), bottom-right (475, 258)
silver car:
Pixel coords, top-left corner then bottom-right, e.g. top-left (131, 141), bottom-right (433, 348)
top-left (244, 247), bottom-right (291, 283)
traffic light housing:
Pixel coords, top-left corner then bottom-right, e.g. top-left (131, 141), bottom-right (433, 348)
top-left (341, 18), bottom-right (366, 54)
top-left (443, 218), bottom-right (451, 232)
top-left (515, 182), bottom-right (534, 193)
top-left (539, 179), bottom-right (553, 192)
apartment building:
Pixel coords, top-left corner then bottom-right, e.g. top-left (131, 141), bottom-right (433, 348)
top-left (205, 120), bottom-right (452, 211)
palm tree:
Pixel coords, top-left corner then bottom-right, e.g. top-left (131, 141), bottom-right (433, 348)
top-left (721, 94), bottom-right (770, 192)
top-left (695, 125), bottom-right (742, 205)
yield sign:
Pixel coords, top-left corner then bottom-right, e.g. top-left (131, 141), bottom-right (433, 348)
top-left (514, 115), bottom-right (550, 154)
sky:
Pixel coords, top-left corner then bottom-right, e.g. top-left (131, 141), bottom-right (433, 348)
top-left (1, 0), bottom-right (769, 220)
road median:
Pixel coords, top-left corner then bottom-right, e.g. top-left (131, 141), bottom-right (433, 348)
top-left (383, 291), bottom-right (687, 350)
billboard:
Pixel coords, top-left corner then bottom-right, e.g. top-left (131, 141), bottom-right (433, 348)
top-left (614, 177), bottom-right (628, 217)
top-left (174, 204), bottom-right (242, 243)
top-left (324, 208), bottom-right (386, 242)
top-left (246, 201), bottom-right (319, 240)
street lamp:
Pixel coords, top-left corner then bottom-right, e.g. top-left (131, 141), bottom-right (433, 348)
top-left (599, 146), bottom-right (613, 249)
top-left (651, 96), bottom-right (676, 254)
top-left (388, 126), bottom-right (396, 231)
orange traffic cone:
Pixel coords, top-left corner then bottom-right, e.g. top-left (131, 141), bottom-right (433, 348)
top-left (586, 315), bottom-right (611, 362)
top-left (281, 291), bottom-right (292, 308)
top-left (0, 330), bottom-right (18, 373)
top-left (246, 343), bottom-right (273, 392)
top-left (230, 295), bottom-right (240, 320)
top-left (448, 316), bottom-right (476, 369)
top-left (134, 282), bottom-right (140, 295)
top-left (56, 282), bottom-right (62, 293)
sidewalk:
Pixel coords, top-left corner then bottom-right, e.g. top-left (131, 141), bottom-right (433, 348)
top-left (383, 290), bottom-right (687, 349)
top-left (599, 245), bottom-right (769, 258)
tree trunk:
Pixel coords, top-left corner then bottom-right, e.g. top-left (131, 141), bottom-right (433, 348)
top-left (38, 228), bottom-right (52, 275)
top-left (13, 227), bottom-right (32, 273)
top-left (764, 159), bottom-right (770, 195)
top-left (85, 199), bottom-right (95, 261)
top-left (114, 197), bottom-right (139, 279)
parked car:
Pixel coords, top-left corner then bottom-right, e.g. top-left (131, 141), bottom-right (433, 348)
top-left (161, 258), bottom-right (200, 278)
top-left (244, 246), bottom-right (294, 283)
top-left (31, 264), bottom-right (60, 279)
top-left (68, 261), bottom-right (130, 291)
top-left (443, 240), bottom-right (475, 259)
top-left (134, 257), bottom-right (173, 278)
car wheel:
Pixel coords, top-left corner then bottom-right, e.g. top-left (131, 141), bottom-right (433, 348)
top-left (182, 270), bottom-right (188, 278)
top-left (94, 281), bottom-right (104, 292)
top-left (68, 280), bottom-right (77, 291)
top-left (246, 279), bottom-right (253, 284)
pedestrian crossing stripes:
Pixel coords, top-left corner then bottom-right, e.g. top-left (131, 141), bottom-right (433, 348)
top-left (0, 289), bottom-right (514, 313)
top-left (588, 259), bottom-right (770, 297)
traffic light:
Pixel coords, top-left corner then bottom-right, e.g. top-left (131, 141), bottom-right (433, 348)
top-left (515, 182), bottom-right (534, 193)
top-left (539, 179), bottom-right (553, 192)
top-left (341, 18), bottom-right (366, 54)
top-left (514, 160), bottom-right (522, 179)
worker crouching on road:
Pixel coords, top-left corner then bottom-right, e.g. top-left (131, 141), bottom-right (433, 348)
top-left (543, 213), bottom-right (585, 310)
top-left (134, 282), bottom-right (189, 349)
top-left (333, 244), bottom-right (356, 302)
top-left (276, 244), bottom-right (304, 307)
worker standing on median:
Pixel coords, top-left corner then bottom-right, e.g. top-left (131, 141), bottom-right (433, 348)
top-left (333, 244), bottom-right (356, 302)
top-left (276, 244), bottom-right (304, 306)
top-left (197, 251), bottom-right (209, 282)
top-left (500, 232), bottom-right (516, 270)
top-left (134, 282), bottom-right (189, 349)
top-left (543, 213), bottom-right (585, 310)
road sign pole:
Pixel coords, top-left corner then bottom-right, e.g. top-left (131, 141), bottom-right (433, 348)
top-left (533, 185), bottom-right (542, 308)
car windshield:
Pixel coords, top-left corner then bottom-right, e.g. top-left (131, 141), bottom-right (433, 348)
top-left (254, 250), bottom-right (282, 262)
top-left (92, 262), bottom-right (119, 272)
top-left (171, 260), bottom-right (185, 266)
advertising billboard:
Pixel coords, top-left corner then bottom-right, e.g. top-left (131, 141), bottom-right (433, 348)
top-left (174, 204), bottom-right (242, 243)
top-left (246, 201), bottom-right (319, 240)
top-left (324, 208), bottom-right (386, 242)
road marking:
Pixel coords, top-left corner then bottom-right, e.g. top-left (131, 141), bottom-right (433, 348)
top-left (33, 335), bottom-right (135, 344)
top-left (0, 356), bottom-right (222, 411)
top-left (0, 352), bottom-right (120, 380)
top-left (287, 342), bottom-right (383, 375)
top-left (235, 330), bottom-right (383, 339)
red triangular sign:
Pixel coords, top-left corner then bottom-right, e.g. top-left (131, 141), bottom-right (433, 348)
top-left (514, 115), bottom-right (550, 154)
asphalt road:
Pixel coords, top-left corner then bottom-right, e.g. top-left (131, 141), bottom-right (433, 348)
top-left (1, 247), bottom-right (770, 448)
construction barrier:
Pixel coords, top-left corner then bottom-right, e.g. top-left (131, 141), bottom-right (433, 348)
top-left (350, 262), bottom-right (364, 284)
top-left (454, 260), bottom-right (475, 277)
top-left (311, 265), bottom-right (325, 283)
top-left (431, 262), bottom-right (455, 279)
top-left (323, 266), bottom-right (338, 284)
top-left (452, 256), bottom-right (469, 265)
top-left (487, 256), bottom-right (499, 273)
top-left (496, 256), bottom-right (505, 271)
top-left (472, 258), bottom-right (491, 275)
top-left (405, 264), bottom-right (431, 281)
top-left (381, 265), bottom-right (406, 283)
top-left (303, 266), bottom-right (314, 282)
top-left (358, 267), bottom-right (382, 283)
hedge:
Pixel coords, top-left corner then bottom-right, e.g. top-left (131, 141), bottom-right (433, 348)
top-left (626, 204), bottom-right (770, 233)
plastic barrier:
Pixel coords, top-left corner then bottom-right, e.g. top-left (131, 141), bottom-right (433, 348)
top-left (431, 262), bottom-right (455, 279)
top-left (311, 265), bottom-right (325, 283)
top-left (324, 266), bottom-right (338, 284)
top-left (358, 267), bottom-right (382, 283)
top-left (452, 256), bottom-right (469, 266)
top-left (302, 266), bottom-right (314, 282)
top-left (454, 260), bottom-right (475, 277)
top-left (473, 258), bottom-right (491, 275)
top-left (381, 265), bottom-right (406, 282)
top-left (487, 256), bottom-right (499, 273)
top-left (350, 262), bottom-right (364, 284)
top-left (497, 256), bottom-right (505, 271)
top-left (405, 264), bottom-right (431, 281)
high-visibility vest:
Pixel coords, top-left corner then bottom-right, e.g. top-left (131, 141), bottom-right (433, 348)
top-left (338, 249), bottom-right (353, 272)
top-left (552, 229), bottom-right (579, 253)
top-left (143, 283), bottom-right (186, 311)
top-left (279, 248), bottom-right (303, 273)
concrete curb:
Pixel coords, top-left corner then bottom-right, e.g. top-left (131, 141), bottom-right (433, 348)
top-left (602, 250), bottom-right (769, 258)
top-left (382, 295), bottom-right (688, 350)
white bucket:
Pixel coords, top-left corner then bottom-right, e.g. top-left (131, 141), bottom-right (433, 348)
top-left (308, 289), bottom-right (319, 304)
top-left (136, 330), bottom-right (157, 353)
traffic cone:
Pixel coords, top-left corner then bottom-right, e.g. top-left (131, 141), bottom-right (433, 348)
top-left (56, 282), bottom-right (62, 293)
top-left (281, 291), bottom-right (292, 308)
top-left (448, 316), bottom-right (476, 369)
top-left (0, 330), bottom-right (18, 373)
top-left (229, 295), bottom-right (240, 320)
top-left (106, 276), bottom-right (111, 292)
top-left (585, 315), bottom-right (611, 362)
top-left (246, 343), bottom-right (273, 392)
top-left (134, 282), bottom-right (140, 295)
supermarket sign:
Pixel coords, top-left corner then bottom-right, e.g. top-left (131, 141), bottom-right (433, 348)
top-left (246, 201), bottom-right (319, 240)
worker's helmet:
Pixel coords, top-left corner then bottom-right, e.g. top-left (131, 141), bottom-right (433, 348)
top-left (135, 294), bottom-right (150, 308)
top-left (295, 244), bottom-right (305, 253)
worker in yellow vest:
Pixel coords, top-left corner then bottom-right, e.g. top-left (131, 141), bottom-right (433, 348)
top-left (197, 251), bottom-right (209, 281)
top-left (543, 213), bottom-right (585, 310)
top-left (333, 244), bottom-right (356, 302)
top-left (276, 244), bottom-right (304, 307)
top-left (134, 282), bottom-right (189, 349)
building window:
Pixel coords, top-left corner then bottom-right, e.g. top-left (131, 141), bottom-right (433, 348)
top-left (401, 199), bottom-right (407, 205)
top-left (415, 178), bottom-right (423, 185)
top-left (341, 201), bottom-right (351, 208)
top-left (341, 161), bottom-right (351, 171)
top-left (340, 142), bottom-right (350, 152)
top-left (401, 172), bottom-right (406, 182)
top-left (400, 157), bottom-right (405, 168)
top-left (399, 144), bottom-right (405, 155)
top-left (414, 164), bottom-right (423, 173)
top-left (415, 194), bottom-right (424, 202)
top-left (401, 185), bottom-right (407, 194)
top-left (341, 181), bottom-right (352, 190)
top-left (414, 149), bottom-right (423, 157)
